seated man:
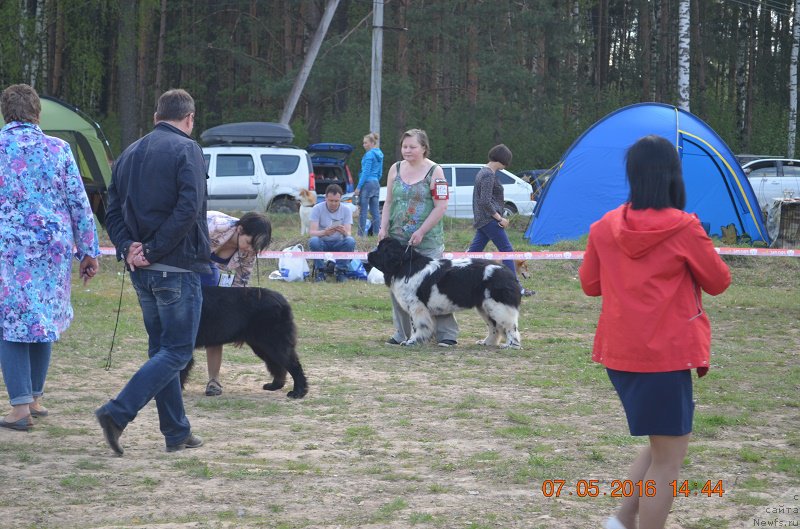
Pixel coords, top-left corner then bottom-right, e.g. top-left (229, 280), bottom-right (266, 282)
top-left (308, 184), bottom-right (356, 282)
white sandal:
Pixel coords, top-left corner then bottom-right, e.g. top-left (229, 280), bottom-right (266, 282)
top-left (605, 517), bottom-right (627, 529)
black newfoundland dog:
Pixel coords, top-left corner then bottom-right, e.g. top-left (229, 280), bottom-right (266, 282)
top-left (180, 286), bottom-right (308, 399)
top-left (367, 238), bottom-right (522, 348)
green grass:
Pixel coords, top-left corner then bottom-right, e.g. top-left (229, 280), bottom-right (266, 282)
top-left (59, 474), bottom-right (102, 490)
top-left (0, 214), bottom-right (797, 527)
top-left (173, 457), bottom-right (213, 478)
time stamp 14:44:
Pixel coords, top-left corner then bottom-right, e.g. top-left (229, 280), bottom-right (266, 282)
top-left (540, 479), bottom-right (725, 498)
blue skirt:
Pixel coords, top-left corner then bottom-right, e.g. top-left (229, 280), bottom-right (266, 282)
top-left (607, 368), bottom-right (694, 436)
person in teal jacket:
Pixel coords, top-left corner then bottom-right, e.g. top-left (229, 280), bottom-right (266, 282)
top-left (354, 132), bottom-right (384, 236)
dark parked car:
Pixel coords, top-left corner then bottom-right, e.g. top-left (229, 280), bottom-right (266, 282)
top-left (307, 143), bottom-right (354, 197)
top-left (517, 168), bottom-right (554, 201)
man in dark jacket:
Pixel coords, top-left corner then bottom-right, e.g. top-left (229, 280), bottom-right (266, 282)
top-left (96, 88), bottom-right (210, 455)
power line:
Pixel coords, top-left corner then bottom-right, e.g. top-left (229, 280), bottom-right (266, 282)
top-left (723, 0), bottom-right (793, 18)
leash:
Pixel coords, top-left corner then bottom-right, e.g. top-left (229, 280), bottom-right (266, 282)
top-left (404, 243), bottom-right (413, 283)
top-left (105, 263), bottom-right (127, 370)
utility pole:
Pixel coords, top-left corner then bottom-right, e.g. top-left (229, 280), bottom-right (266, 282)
top-left (280, 0), bottom-right (341, 125)
top-left (370, 0), bottom-right (384, 136)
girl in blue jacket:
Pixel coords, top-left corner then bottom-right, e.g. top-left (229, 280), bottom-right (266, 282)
top-left (354, 132), bottom-right (384, 236)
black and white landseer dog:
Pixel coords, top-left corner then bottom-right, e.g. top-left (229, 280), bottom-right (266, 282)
top-left (367, 238), bottom-right (522, 348)
top-left (180, 286), bottom-right (308, 399)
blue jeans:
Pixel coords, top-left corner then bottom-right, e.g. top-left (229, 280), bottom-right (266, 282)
top-left (199, 262), bottom-right (220, 287)
top-left (358, 180), bottom-right (381, 236)
top-left (308, 236), bottom-right (356, 273)
top-left (0, 330), bottom-right (52, 406)
top-left (468, 221), bottom-right (517, 279)
top-left (389, 244), bottom-right (459, 343)
top-left (100, 270), bottom-right (202, 445)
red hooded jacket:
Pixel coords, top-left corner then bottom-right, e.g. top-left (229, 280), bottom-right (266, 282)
top-left (579, 204), bottom-right (731, 374)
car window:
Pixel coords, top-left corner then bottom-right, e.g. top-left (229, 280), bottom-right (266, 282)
top-left (203, 154), bottom-right (210, 171)
top-left (260, 154), bottom-right (300, 175)
top-left (747, 164), bottom-right (778, 178)
top-left (455, 167), bottom-right (478, 187)
top-left (440, 166), bottom-right (453, 186)
top-left (496, 171), bottom-right (514, 185)
top-left (782, 164), bottom-right (800, 178)
top-left (216, 154), bottom-right (255, 177)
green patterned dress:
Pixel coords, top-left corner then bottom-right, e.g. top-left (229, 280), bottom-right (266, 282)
top-left (387, 162), bottom-right (444, 254)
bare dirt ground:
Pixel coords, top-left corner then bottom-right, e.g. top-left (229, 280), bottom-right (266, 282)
top-left (1, 262), bottom-right (798, 529)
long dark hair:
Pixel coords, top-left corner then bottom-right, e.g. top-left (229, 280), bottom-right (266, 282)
top-left (237, 212), bottom-right (272, 252)
top-left (625, 135), bottom-right (686, 210)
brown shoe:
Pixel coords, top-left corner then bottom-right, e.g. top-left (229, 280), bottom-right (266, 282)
top-left (30, 406), bottom-right (49, 418)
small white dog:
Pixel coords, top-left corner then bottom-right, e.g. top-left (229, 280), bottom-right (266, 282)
top-left (298, 188), bottom-right (317, 235)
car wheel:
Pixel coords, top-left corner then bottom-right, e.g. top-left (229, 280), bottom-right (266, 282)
top-left (503, 202), bottom-right (518, 218)
top-left (269, 197), bottom-right (299, 214)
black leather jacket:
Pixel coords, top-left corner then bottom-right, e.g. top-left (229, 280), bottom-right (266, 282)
top-left (105, 122), bottom-right (211, 273)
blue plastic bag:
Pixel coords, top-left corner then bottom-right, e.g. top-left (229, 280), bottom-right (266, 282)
top-left (346, 259), bottom-right (368, 280)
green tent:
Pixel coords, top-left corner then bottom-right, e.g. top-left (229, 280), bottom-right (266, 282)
top-left (39, 96), bottom-right (112, 225)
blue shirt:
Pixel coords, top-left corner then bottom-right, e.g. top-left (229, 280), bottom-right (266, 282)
top-left (357, 147), bottom-right (384, 190)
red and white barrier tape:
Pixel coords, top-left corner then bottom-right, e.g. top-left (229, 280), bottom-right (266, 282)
top-left (97, 247), bottom-right (798, 259)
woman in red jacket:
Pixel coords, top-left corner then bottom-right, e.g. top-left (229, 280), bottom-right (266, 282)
top-left (579, 135), bottom-right (731, 529)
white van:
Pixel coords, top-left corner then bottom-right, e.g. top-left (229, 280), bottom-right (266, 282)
top-left (376, 163), bottom-right (535, 219)
top-left (200, 122), bottom-right (315, 213)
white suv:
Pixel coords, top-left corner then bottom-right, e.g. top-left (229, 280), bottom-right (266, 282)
top-left (200, 122), bottom-right (315, 213)
top-left (377, 163), bottom-right (535, 218)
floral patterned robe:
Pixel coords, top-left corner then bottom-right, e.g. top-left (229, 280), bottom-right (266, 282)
top-left (0, 121), bottom-right (100, 342)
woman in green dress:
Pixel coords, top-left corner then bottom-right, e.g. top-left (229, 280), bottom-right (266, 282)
top-left (377, 129), bottom-right (459, 347)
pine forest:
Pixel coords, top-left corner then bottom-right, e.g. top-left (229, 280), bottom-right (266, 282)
top-left (2, 0), bottom-right (799, 171)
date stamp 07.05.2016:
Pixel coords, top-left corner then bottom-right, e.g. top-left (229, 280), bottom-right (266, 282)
top-left (540, 479), bottom-right (725, 498)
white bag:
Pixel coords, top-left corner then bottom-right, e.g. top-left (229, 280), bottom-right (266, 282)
top-left (367, 266), bottom-right (385, 284)
top-left (278, 244), bottom-right (310, 282)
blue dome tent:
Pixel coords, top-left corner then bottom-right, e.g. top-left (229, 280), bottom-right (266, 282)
top-left (524, 103), bottom-right (769, 245)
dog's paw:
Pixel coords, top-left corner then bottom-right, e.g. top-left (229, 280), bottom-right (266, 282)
top-left (287, 387), bottom-right (307, 399)
top-left (476, 339), bottom-right (487, 345)
top-left (263, 381), bottom-right (286, 391)
top-left (401, 339), bottom-right (418, 346)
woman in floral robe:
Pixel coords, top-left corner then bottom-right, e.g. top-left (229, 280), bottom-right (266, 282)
top-left (0, 84), bottom-right (100, 431)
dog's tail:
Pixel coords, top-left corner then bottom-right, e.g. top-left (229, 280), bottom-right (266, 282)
top-left (180, 358), bottom-right (194, 389)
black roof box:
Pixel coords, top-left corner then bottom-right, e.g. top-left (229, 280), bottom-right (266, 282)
top-left (200, 122), bottom-right (294, 146)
